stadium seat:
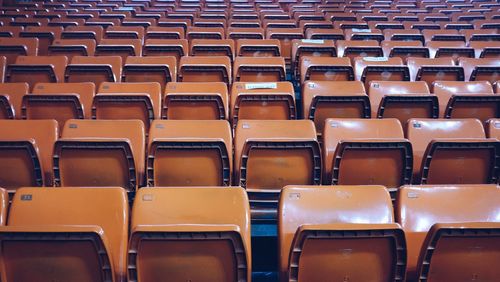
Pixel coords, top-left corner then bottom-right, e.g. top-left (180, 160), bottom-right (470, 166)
top-left (234, 120), bottom-right (320, 219)
top-left (65, 56), bottom-right (122, 87)
top-left (459, 58), bottom-right (500, 84)
top-left (302, 81), bottom-right (369, 135)
top-left (190, 39), bottom-right (235, 61)
top-left (469, 41), bottom-right (500, 59)
top-left (179, 56), bottom-right (231, 84)
top-left (230, 81), bottom-right (295, 125)
top-left (336, 40), bottom-right (383, 61)
top-left (48, 39), bottom-right (96, 60)
top-left (462, 29), bottom-right (500, 42)
top-left (369, 81), bottom-right (437, 124)
top-left (0, 119), bottom-right (57, 190)
top-left (354, 57), bottom-right (410, 88)
top-left (0, 26), bottom-right (23, 38)
top-left (233, 56), bottom-right (286, 82)
top-left (381, 41), bottom-right (429, 63)
top-left (291, 39), bottom-right (336, 78)
top-left (300, 56), bottom-right (354, 84)
top-left (305, 28), bottom-right (344, 41)
top-left (143, 39), bottom-right (189, 61)
top-left (323, 118), bottom-right (412, 194)
top-left (94, 82), bottom-right (161, 131)
top-left (227, 27), bottom-right (265, 40)
top-left (407, 57), bottom-right (464, 90)
top-left (61, 26), bottom-right (104, 42)
top-left (122, 56), bottom-right (176, 92)
top-left (129, 187), bottom-right (251, 282)
top-left (0, 82), bottom-right (29, 119)
top-left (266, 28), bottom-right (304, 68)
top-left (422, 29), bottom-right (465, 43)
top-left (6, 56), bottom-right (67, 91)
top-left (147, 120), bottom-right (232, 186)
top-left (406, 118), bottom-right (500, 184)
top-left (145, 26), bottom-right (185, 40)
top-left (54, 119), bottom-right (145, 191)
top-left (104, 26), bottom-right (144, 40)
top-left (186, 26), bottom-right (225, 40)
top-left (397, 185), bottom-right (500, 282)
top-left (236, 39), bottom-right (281, 57)
top-left (384, 29), bottom-right (425, 44)
top-left (486, 118), bottom-right (500, 139)
top-left (279, 185), bottom-right (406, 282)
top-left (345, 29), bottom-right (384, 43)
top-left (0, 37), bottom-right (38, 65)
top-left (426, 41), bottom-right (474, 60)
top-left (0, 187), bottom-right (129, 282)
top-left (95, 39), bottom-right (142, 62)
top-left (19, 26), bottom-right (63, 56)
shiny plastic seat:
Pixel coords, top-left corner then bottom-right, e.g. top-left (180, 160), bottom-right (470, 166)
top-left (266, 28), bottom-right (304, 68)
top-left (65, 56), bottom-right (122, 87)
top-left (230, 81), bottom-right (295, 125)
top-left (0, 26), bottom-right (23, 38)
top-left (94, 82), bottom-right (161, 131)
top-left (61, 26), bottom-right (104, 42)
top-left (54, 119), bottom-right (145, 191)
top-left (236, 39), bottom-right (281, 57)
top-left (323, 118), bottom-right (412, 195)
top-left (95, 39), bottom-right (142, 62)
top-left (122, 56), bottom-right (176, 92)
top-left (179, 56), bottom-right (231, 84)
top-left (190, 39), bottom-right (235, 61)
top-left (233, 57), bottom-right (286, 82)
top-left (302, 81), bottom-right (369, 135)
top-left (143, 39), bottom-right (189, 62)
top-left (381, 41), bottom-right (429, 63)
top-left (6, 56), bottom-right (67, 91)
top-left (406, 118), bottom-right (500, 184)
top-left (129, 187), bottom-right (251, 282)
top-left (186, 26), bottom-right (225, 40)
top-left (145, 26), bottom-right (185, 40)
top-left (0, 120), bottom-right (57, 190)
top-left (0, 82), bottom-right (29, 119)
top-left (354, 57), bottom-right (410, 88)
top-left (462, 29), bottom-right (500, 42)
top-left (104, 26), bottom-right (144, 40)
top-left (305, 28), bottom-right (344, 41)
top-left (397, 185), bottom-right (500, 282)
top-left (459, 58), bottom-right (500, 84)
top-left (426, 41), bottom-right (474, 61)
top-left (48, 39), bottom-right (96, 61)
top-left (345, 28), bottom-right (384, 43)
top-left (407, 57), bottom-right (464, 90)
top-left (336, 40), bottom-right (383, 61)
top-left (147, 120), bottom-right (232, 186)
top-left (422, 29), bottom-right (465, 43)
top-left (19, 26), bottom-right (63, 56)
top-left (279, 185), bottom-right (406, 282)
top-left (469, 41), bottom-right (500, 59)
top-left (486, 118), bottom-right (500, 139)
top-left (384, 29), bottom-right (425, 44)
top-left (300, 56), bottom-right (354, 84)
top-left (0, 37), bottom-right (38, 65)
top-left (291, 39), bottom-right (336, 78)
top-left (0, 187), bottom-right (129, 282)
top-left (227, 27), bottom-right (265, 40)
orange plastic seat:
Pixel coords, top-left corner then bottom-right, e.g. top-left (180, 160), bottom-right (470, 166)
top-left (94, 82), bottom-right (161, 131)
top-left (178, 56), bottom-right (231, 84)
top-left (0, 37), bottom-right (38, 65)
top-left (407, 57), bottom-right (464, 90)
top-left (233, 57), bottom-right (286, 82)
top-left (129, 187), bottom-right (251, 282)
top-left (323, 118), bottom-right (412, 194)
top-left (0, 120), bottom-right (57, 190)
top-left (422, 29), bottom-right (465, 43)
top-left (302, 81), bottom-right (369, 134)
top-left (381, 41), bottom-right (429, 63)
top-left (384, 29), bottom-right (424, 44)
top-left (305, 28), bottom-right (344, 41)
top-left (336, 40), bottom-right (383, 61)
top-left (236, 39), bottom-right (281, 57)
top-left (300, 56), bottom-right (354, 84)
top-left (266, 28), bottom-right (304, 68)
top-left (186, 26), bottom-right (225, 40)
top-left (469, 41), bottom-right (500, 59)
top-left (65, 56), bottom-right (122, 87)
top-left (486, 118), bottom-right (500, 139)
top-left (48, 39), bottom-right (96, 60)
top-left (406, 118), bottom-right (500, 184)
top-left (227, 27), bottom-right (265, 40)
top-left (190, 39), bottom-right (235, 61)
top-left (0, 82), bottom-right (29, 119)
top-left (459, 58), bottom-right (500, 84)
top-left (122, 56), bottom-right (176, 92)
top-left (143, 39), bottom-right (189, 61)
top-left (0, 26), bottom-right (23, 38)
top-left (426, 41), bottom-right (474, 61)
top-left (147, 120), bottom-right (232, 186)
top-left (104, 26), bottom-right (145, 40)
top-left (462, 29), bottom-right (500, 42)
top-left (230, 81), bottom-right (295, 125)
top-left (333, 21), bottom-right (370, 30)
top-left (279, 185), bottom-right (406, 282)
top-left (6, 56), bottom-right (67, 91)
top-left (145, 26), bottom-right (185, 40)
top-left (85, 18), bottom-right (121, 29)
top-left (54, 119), bottom-right (145, 191)
top-left (369, 81), bottom-right (437, 124)
top-left (234, 120), bottom-right (320, 219)
top-left (0, 187), bottom-right (129, 282)
top-left (19, 26), bottom-right (63, 55)
top-left (397, 185), bottom-right (500, 282)
top-left (95, 39), bottom-right (142, 62)
top-left (354, 57), bottom-right (410, 88)
top-left (345, 28), bottom-right (384, 43)
top-left (473, 19), bottom-right (500, 30)
top-left (61, 26), bottom-right (104, 42)
top-left (291, 39), bottom-right (336, 78)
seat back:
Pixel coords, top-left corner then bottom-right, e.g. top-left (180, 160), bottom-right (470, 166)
top-left (354, 56), bottom-right (410, 88)
top-left (122, 56), bottom-right (177, 92)
top-left (66, 56), bottom-right (122, 87)
top-left (190, 39), bottom-right (235, 60)
top-left (397, 185), bottom-right (500, 281)
top-left (0, 37), bottom-right (38, 65)
top-left (48, 39), bottom-right (96, 60)
top-left (233, 56), bottom-right (286, 82)
top-left (54, 119), bottom-right (145, 190)
top-left (129, 187), bottom-right (251, 282)
top-left (381, 40), bottom-right (428, 63)
top-left (143, 39), bottom-right (189, 61)
top-left (0, 82), bottom-right (29, 119)
top-left (147, 120), bottom-right (232, 186)
top-left (300, 56), bottom-right (354, 84)
top-left (104, 26), bottom-right (144, 40)
top-left (459, 58), bottom-right (500, 84)
top-left (95, 39), bottom-right (142, 62)
top-left (407, 57), bottom-right (464, 90)
top-left (336, 40), bottom-right (383, 61)
top-left (61, 26), bottom-right (104, 42)
top-left (0, 119), bottom-right (57, 190)
top-left (6, 56), bottom-right (68, 90)
top-left (279, 185), bottom-right (404, 282)
top-left (236, 39), bottom-right (281, 57)
top-left (1, 187), bottom-right (129, 282)
top-left (145, 26), bottom-right (185, 40)
top-left (19, 26), bottom-right (63, 55)
top-left (179, 56), bottom-right (231, 84)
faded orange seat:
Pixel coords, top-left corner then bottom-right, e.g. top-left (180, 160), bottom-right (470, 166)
top-left (462, 29), bottom-right (500, 42)
top-left (230, 81), bottom-right (295, 125)
top-left (279, 185), bottom-right (406, 282)
top-left (302, 81), bottom-right (369, 135)
top-left (233, 56), bottom-right (286, 82)
top-left (193, 18), bottom-right (226, 29)
top-left (397, 185), bottom-right (500, 282)
top-left (95, 39), bottom-right (142, 62)
top-left (422, 29), bottom-right (465, 43)
top-left (94, 82), bottom-right (161, 131)
top-left (433, 81), bottom-right (497, 121)
top-left (0, 187), bottom-right (129, 282)
top-left (0, 37), bottom-right (38, 65)
top-left (104, 26), bottom-right (144, 40)
top-left (190, 39), bottom-right (235, 61)
top-left (0, 120), bottom-right (57, 190)
top-left (336, 40), bottom-right (383, 61)
top-left (54, 119), bottom-right (145, 191)
top-left (234, 120), bottom-right (320, 219)
top-left (383, 29), bottom-right (425, 44)
top-left (473, 19), bottom-right (500, 30)
top-left (6, 56), bottom-right (67, 91)
top-left (236, 39), bottom-right (281, 57)
top-left (345, 28), bottom-right (384, 43)
top-left (0, 82), bottom-right (29, 119)
top-left (407, 57), bottom-right (464, 90)
top-left (186, 26), bottom-right (225, 40)
top-left (129, 187), bottom-right (251, 282)
top-left (354, 57), bottom-right (410, 88)
top-left (179, 56), bottom-right (231, 84)
top-left (61, 26), bottom-right (104, 43)
top-left (299, 20), bottom-right (334, 31)
top-left (333, 21), bottom-right (370, 30)
top-left (406, 118), bottom-right (500, 184)
top-left (145, 26), bottom-right (185, 40)
top-left (426, 41), bottom-right (474, 61)
top-left (122, 56), bottom-right (176, 92)
top-left (85, 18), bottom-right (121, 29)
top-left (469, 41), bottom-right (500, 59)
top-left (0, 26), bottom-right (23, 38)
top-left (143, 39), bottom-right (189, 62)
top-left (48, 39), bottom-right (96, 60)
top-left (291, 39), bottom-right (336, 78)
top-left (147, 120), bottom-right (232, 186)
top-left (323, 118), bottom-right (412, 195)
top-left (300, 56), bottom-right (354, 84)
top-left (459, 58), bottom-right (500, 84)
top-left (381, 41), bottom-right (429, 63)
top-left (305, 28), bottom-right (344, 41)
top-left (227, 27), bottom-right (265, 40)
top-left (369, 81), bottom-right (437, 124)
top-left (19, 26), bottom-right (63, 56)
top-left (65, 56), bottom-right (122, 87)
top-left (266, 28), bottom-right (304, 68)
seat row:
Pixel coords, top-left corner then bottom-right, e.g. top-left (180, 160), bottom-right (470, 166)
top-left (0, 184), bottom-right (498, 281)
